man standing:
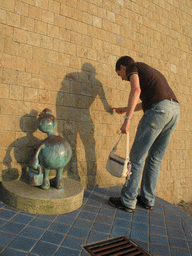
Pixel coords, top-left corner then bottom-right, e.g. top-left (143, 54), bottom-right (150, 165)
top-left (109, 56), bottom-right (180, 212)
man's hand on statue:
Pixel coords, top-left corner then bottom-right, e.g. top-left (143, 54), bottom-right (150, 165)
top-left (112, 107), bottom-right (125, 114)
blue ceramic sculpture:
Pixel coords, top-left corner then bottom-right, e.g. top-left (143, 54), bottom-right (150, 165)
top-left (28, 109), bottom-right (72, 190)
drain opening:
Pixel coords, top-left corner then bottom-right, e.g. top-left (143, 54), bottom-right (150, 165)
top-left (83, 235), bottom-right (151, 256)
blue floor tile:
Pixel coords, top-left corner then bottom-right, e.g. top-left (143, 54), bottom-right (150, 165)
top-left (62, 235), bottom-right (85, 251)
top-left (92, 222), bottom-right (111, 234)
top-left (115, 211), bottom-right (132, 220)
top-left (40, 231), bottom-right (64, 245)
top-left (170, 247), bottom-right (191, 256)
top-left (84, 190), bottom-right (92, 198)
top-left (169, 237), bottom-right (188, 249)
top-left (55, 215), bottom-right (75, 225)
top-left (89, 194), bottom-right (105, 202)
top-left (31, 240), bottom-right (58, 255)
top-left (68, 226), bottom-right (90, 240)
top-left (37, 214), bottom-right (57, 221)
top-left (102, 201), bottom-right (116, 210)
top-left (130, 230), bottom-right (149, 242)
top-left (64, 209), bottom-right (81, 218)
top-left (175, 210), bottom-right (190, 219)
top-left (113, 218), bottom-right (131, 229)
top-left (150, 234), bottom-right (169, 246)
top-left (182, 222), bottom-right (191, 232)
top-left (95, 214), bottom-right (113, 225)
top-left (150, 211), bottom-right (164, 219)
top-left (152, 203), bottom-right (163, 213)
top-left (0, 218), bottom-right (6, 227)
top-left (183, 215), bottom-right (192, 224)
top-left (0, 245), bottom-right (4, 252)
top-left (166, 220), bottom-right (183, 230)
top-left (0, 231), bottom-right (16, 246)
top-left (165, 213), bottom-right (181, 223)
top-left (187, 223), bottom-right (192, 232)
top-left (134, 208), bottom-right (149, 217)
top-left (107, 187), bottom-right (122, 197)
top-left (78, 211), bottom-right (97, 221)
top-left (87, 230), bottom-right (109, 243)
top-left (0, 209), bottom-right (17, 220)
top-left (111, 225), bottom-right (130, 237)
top-left (132, 221), bottom-right (149, 232)
top-left (3, 206), bottom-right (18, 212)
top-left (1, 222), bottom-right (25, 234)
top-left (150, 217), bottom-right (165, 227)
top-left (150, 243), bottom-right (170, 256)
top-left (131, 239), bottom-right (149, 252)
top-left (11, 213), bottom-right (34, 225)
top-left (55, 246), bottom-right (81, 256)
top-left (82, 205), bottom-right (100, 214)
top-left (48, 222), bottom-right (70, 235)
top-left (167, 228), bottom-right (185, 239)
top-left (132, 214), bottom-right (148, 223)
top-left (150, 224), bottom-right (167, 236)
top-left (188, 240), bottom-right (192, 250)
top-left (9, 236), bottom-right (37, 251)
top-left (73, 219), bottom-right (93, 230)
top-left (99, 208), bottom-right (116, 218)
top-left (0, 248), bottom-right (28, 256)
top-left (29, 218), bottom-right (52, 229)
top-left (20, 226), bottom-right (45, 239)
top-left (81, 250), bottom-right (90, 256)
top-left (185, 231), bottom-right (192, 241)
top-left (93, 187), bottom-right (108, 195)
top-left (86, 199), bottom-right (102, 207)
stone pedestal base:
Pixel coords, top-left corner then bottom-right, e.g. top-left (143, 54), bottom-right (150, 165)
top-left (0, 178), bottom-right (84, 215)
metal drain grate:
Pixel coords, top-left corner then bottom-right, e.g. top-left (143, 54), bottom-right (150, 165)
top-left (83, 236), bottom-right (151, 256)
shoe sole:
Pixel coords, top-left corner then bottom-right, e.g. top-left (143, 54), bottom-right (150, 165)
top-left (144, 205), bottom-right (153, 210)
top-left (109, 199), bottom-right (134, 213)
top-left (137, 196), bottom-right (153, 210)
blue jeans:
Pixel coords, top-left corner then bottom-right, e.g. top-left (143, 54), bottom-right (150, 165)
top-left (121, 99), bottom-right (180, 209)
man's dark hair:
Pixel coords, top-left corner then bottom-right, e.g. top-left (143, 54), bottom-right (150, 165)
top-left (115, 56), bottom-right (135, 71)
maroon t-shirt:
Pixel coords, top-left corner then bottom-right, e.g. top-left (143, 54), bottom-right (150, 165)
top-left (126, 62), bottom-right (178, 112)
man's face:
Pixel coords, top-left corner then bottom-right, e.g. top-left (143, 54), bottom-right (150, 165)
top-left (116, 65), bottom-right (127, 81)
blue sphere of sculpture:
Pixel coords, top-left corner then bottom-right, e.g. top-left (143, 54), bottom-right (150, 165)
top-left (28, 108), bottom-right (72, 190)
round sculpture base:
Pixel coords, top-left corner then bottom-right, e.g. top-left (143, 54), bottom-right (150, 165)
top-left (0, 178), bottom-right (84, 215)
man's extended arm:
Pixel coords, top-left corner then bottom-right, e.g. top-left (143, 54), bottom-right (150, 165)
top-left (113, 73), bottom-right (142, 117)
top-left (120, 73), bottom-right (141, 133)
top-left (113, 102), bottom-right (142, 114)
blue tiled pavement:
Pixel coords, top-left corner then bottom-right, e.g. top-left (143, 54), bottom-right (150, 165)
top-left (0, 186), bottom-right (192, 256)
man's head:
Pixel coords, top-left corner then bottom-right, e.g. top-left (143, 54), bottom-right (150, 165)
top-left (115, 56), bottom-right (135, 81)
top-left (115, 56), bottom-right (135, 71)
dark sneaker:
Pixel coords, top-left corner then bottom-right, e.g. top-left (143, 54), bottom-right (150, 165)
top-left (137, 195), bottom-right (153, 210)
top-left (108, 197), bottom-right (134, 213)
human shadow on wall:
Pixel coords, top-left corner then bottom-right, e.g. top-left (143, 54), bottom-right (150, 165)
top-left (3, 110), bottom-right (41, 181)
top-left (56, 63), bottom-right (112, 188)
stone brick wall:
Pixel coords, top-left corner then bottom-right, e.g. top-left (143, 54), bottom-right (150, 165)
top-left (0, 0), bottom-right (191, 204)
